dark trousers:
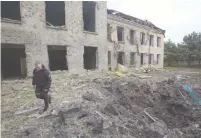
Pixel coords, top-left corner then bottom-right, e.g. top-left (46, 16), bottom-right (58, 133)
top-left (35, 85), bottom-right (49, 111)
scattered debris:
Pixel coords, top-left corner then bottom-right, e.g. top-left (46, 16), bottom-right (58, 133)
top-left (144, 111), bottom-right (156, 122)
top-left (46, 21), bottom-right (53, 26)
top-left (115, 63), bottom-right (128, 76)
top-left (2, 68), bottom-right (201, 138)
top-left (52, 110), bottom-right (59, 116)
top-left (138, 75), bottom-right (153, 79)
top-left (14, 107), bottom-right (41, 115)
top-left (36, 111), bottom-right (51, 119)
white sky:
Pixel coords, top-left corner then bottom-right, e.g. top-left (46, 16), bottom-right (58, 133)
top-left (107, 0), bottom-right (201, 43)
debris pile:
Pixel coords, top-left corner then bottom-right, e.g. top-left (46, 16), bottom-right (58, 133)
top-left (1, 70), bottom-right (201, 138)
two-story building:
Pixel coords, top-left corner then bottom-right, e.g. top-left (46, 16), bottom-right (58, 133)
top-left (1, 1), bottom-right (165, 79)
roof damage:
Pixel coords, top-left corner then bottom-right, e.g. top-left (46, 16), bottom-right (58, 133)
top-left (107, 9), bottom-right (165, 34)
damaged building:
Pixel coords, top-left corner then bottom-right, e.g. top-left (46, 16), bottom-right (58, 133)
top-left (1, 1), bottom-right (165, 79)
top-left (107, 9), bottom-right (165, 69)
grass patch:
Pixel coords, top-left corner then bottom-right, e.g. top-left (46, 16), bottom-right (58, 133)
top-left (160, 67), bottom-right (178, 71)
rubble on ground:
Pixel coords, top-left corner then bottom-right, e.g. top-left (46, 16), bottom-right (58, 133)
top-left (1, 69), bottom-right (201, 138)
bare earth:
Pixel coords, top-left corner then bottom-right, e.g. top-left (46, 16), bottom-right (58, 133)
top-left (1, 68), bottom-right (201, 138)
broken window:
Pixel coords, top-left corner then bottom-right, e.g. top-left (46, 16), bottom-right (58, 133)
top-left (118, 52), bottom-right (125, 65)
top-left (1, 1), bottom-right (21, 21)
top-left (48, 46), bottom-right (68, 71)
top-left (149, 35), bottom-right (154, 47)
top-left (130, 52), bottom-right (135, 65)
top-left (130, 30), bottom-right (135, 45)
top-left (140, 32), bottom-right (146, 45)
top-left (108, 51), bottom-right (111, 66)
top-left (117, 26), bottom-right (124, 42)
top-left (141, 53), bottom-right (146, 65)
top-left (45, 1), bottom-right (65, 26)
top-left (1, 44), bottom-right (26, 79)
top-left (157, 37), bottom-right (161, 47)
top-left (141, 53), bottom-right (143, 65)
top-left (107, 24), bottom-right (112, 41)
top-left (83, 1), bottom-right (96, 32)
top-left (149, 54), bottom-right (154, 65)
top-left (84, 46), bottom-right (97, 70)
top-left (157, 54), bottom-right (160, 64)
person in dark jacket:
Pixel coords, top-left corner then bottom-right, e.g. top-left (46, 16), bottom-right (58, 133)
top-left (32, 61), bottom-right (52, 112)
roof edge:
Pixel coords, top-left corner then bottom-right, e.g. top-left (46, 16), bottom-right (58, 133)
top-left (107, 9), bottom-right (165, 35)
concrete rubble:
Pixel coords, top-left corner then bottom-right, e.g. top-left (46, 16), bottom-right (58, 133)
top-left (1, 69), bottom-right (201, 138)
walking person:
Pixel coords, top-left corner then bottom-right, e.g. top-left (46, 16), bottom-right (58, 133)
top-left (32, 61), bottom-right (52, 113)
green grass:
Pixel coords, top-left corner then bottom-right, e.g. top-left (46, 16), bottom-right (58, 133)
top-left (160, 67), bottom-right (178, 71)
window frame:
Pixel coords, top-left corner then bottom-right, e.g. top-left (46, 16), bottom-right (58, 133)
top-left (117, 26), bottom-right (124, 42)
top-left (157, 37), bottom-right (161, 47)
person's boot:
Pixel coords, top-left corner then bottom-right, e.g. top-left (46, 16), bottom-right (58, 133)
top-left (43, 94), bottom-right (49, 112)
top-left (48, 95), bottom-right (51, 104)
top-left (43, 104), bottom-right (49, 112)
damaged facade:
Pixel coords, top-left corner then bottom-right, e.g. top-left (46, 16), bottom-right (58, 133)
top-left (1, 1), bottom-right (165, 78)
top-left (107, 9), bottom-right (165, 69)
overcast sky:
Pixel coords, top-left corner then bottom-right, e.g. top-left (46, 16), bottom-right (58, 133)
top-left (107, 0), bottom-right (201, 43)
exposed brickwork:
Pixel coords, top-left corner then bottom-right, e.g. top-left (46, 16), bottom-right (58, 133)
top-left (1, 1), bottom-right (164, 76)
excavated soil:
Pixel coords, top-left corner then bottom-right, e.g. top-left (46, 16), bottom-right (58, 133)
top-left (1, 69), bottom-right (201, 138)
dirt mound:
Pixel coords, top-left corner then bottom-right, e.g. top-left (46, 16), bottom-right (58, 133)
top-left (17, 76), bottom-right (201, 138)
